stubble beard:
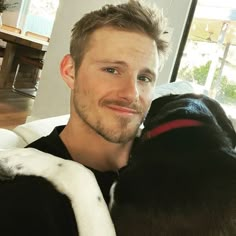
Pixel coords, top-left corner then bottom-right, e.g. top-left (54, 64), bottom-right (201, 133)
top-left (74, 97), bottom-right (143, 144)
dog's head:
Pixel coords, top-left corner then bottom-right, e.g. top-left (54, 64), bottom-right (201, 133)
top-left (143, 93), bottom-right (236, 148)
top-left (111, 93), bottom-right (236, 236)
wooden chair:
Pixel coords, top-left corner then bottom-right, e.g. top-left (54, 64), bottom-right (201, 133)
top-left (0, 24), bottom-right (22, 57)
top-left (1, 24), bottom-right (22, 33)
top-left (25, 31), bottom-right (50, 42)
top-left (12, 32), bottom-right (50, 98)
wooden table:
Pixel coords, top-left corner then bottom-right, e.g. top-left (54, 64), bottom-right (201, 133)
top-left (0, 29), bottom-right (49, 88)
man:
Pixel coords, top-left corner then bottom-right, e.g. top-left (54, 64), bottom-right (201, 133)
top-left (0, 1), bottom-right (169, 235)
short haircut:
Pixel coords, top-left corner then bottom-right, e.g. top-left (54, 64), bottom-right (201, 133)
top-left (70, 0), bottom-right (169, 72)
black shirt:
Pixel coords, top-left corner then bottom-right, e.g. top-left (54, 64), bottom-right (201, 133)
top-left (27, 125), bottom-right (119, 204)
top-left (0, 125), bottom-right (118, 236)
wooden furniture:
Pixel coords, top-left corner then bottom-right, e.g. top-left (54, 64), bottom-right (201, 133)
top-left (0, 29), bottom-right (49, 88)
top-left (0, 25), bottom-right (22, 57)
top-left (0, 89), bottom-right (34, 129)
top-left (1, 24), bottom-right (22, 33)
top-left (12, 32), bottom-right (50, 98)
top-left (25, 31), bottom-right (50, 42)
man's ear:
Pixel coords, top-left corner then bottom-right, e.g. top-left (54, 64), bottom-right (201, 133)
top-left (60, 54), bottom-right (75, 89)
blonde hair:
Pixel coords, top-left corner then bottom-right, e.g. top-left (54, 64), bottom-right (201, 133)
top-left (70, 0), bottom-right (169, 71)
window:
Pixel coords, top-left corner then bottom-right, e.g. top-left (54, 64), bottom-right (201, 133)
top-left (19, 0), bottom-right (59, 37)
top-left (175, 0), bottom-right (236, 122)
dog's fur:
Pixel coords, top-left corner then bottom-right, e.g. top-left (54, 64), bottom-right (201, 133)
top-left (110, 93), bottom-right (236, 236)
top-left (0, 93), bottom-right (236, 236)
top-left (0, 148), bottom-right (116, 236)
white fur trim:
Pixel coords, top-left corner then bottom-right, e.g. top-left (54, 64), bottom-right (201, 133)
top-left (0, 148), bottom-right (116, 236)
top-left (109, 181), bottom-right (117, 211)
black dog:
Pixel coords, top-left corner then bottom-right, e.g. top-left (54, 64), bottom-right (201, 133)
top-left (0, 93), bottom-right (236, 236)
top-left (110, 93), bottom-right (236, 236)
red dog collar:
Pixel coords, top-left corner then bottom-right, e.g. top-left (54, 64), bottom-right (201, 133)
top-left (143, 119), bottom-right (204, 140)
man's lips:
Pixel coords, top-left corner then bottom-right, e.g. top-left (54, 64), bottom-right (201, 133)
top-left (106, 104), bottom-right (139, 115)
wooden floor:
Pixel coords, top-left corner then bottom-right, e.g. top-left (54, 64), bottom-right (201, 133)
top-left (0, 89), bottom-right (35, 129)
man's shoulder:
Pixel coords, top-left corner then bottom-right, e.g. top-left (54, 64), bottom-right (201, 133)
top-left (26, 125), bottom-right (64, 149)
top-left (26, 125), bottom-right (72, 160)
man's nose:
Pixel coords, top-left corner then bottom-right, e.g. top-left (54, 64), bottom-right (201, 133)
top-left (117, 77), bottom-right (139, 102)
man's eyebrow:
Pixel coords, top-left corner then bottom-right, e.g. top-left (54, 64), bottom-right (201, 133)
top-left (95, 60), bottom-right (128, 67)
top-left (141, 68), bottom-right (156, 79)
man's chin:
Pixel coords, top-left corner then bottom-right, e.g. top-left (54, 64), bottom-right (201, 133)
top-left (101, 127), bottom-right (139, 144)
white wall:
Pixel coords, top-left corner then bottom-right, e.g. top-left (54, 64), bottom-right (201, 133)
top-left (2, 0), bottom-right (22, 27)
top-left (29, 0), bottom-right (193, 120)
top-left (2, 12), bottom-right (19, 26)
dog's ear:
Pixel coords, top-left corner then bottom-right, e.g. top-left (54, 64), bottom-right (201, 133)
top-left (202, 96), bottom-right (236, 148)
top-left (144, 94), bottom-right (179, 127)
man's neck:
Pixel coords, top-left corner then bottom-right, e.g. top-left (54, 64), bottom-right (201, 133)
top-left (59, 118), bottom-right (133, 172)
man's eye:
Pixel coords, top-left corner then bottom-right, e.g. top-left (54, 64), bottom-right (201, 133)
top-left (104, 68), bottom-right (118, 74)
top-left (138, 75), bottom-right (152, 83)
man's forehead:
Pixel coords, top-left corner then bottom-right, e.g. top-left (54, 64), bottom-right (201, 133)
top-left (85, 27), bottom-right (159, 69)
top-left (88, 27), bottom-right (156, 49)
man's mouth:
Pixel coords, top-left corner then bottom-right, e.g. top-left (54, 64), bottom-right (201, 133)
top-left (106, 104), bottom-right (139, 115)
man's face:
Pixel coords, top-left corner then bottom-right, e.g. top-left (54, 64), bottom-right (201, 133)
top-left (72, 27), bottom-right (159, 143)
